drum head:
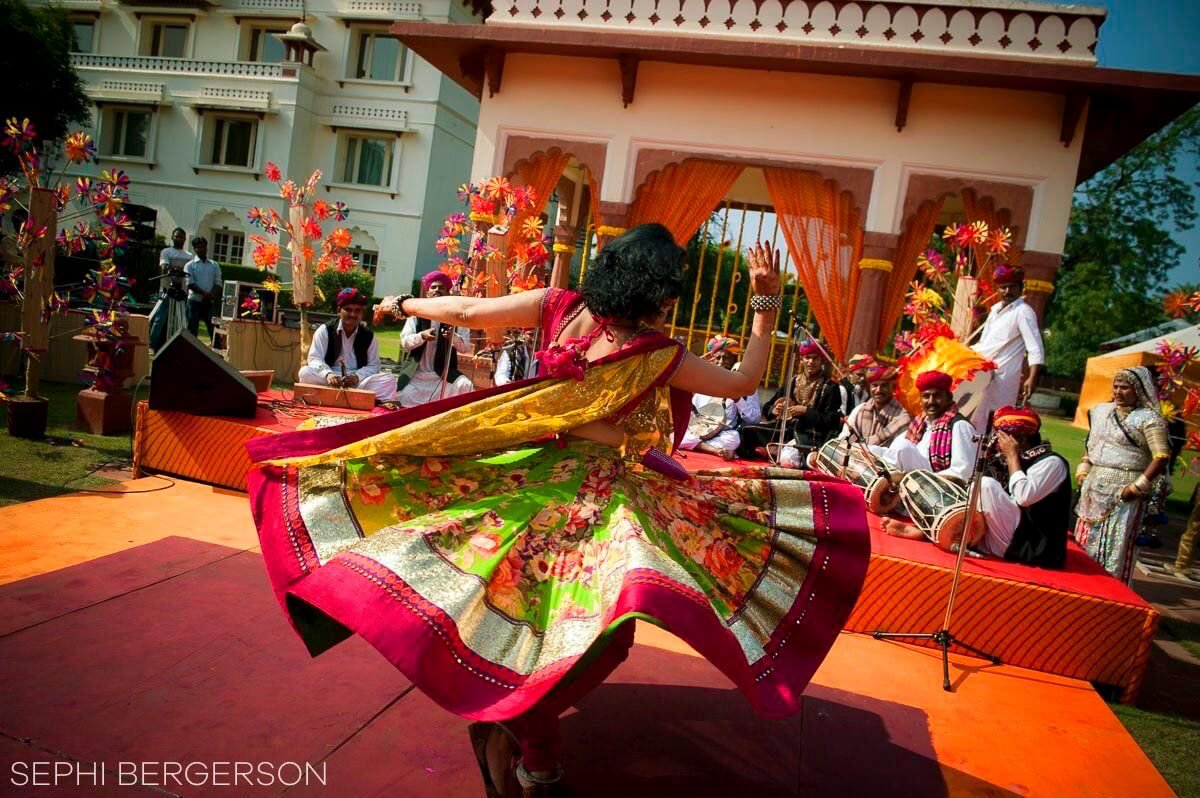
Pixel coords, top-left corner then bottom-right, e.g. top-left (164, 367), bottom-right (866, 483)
top-left (933, 507), bottom-right (986, 553)
top-left (866, 477), bottom-right (900, 516)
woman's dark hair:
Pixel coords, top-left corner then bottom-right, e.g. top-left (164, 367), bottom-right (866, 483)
top-left (581, 223), bottom-right (685, 325)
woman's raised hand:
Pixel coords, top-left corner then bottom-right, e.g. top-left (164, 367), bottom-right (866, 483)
top-left (747, 240), bottom-right (781, 297)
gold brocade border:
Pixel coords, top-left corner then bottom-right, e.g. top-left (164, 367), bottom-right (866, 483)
top-left (858, 258), bottom-right (894, 272)
top-left (1025, 278), bottom-right (1055, 294)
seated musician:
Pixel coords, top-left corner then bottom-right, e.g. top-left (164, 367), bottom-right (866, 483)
top-left (839, 364), bottom-right (910, 447)
top-left (396, 271), bottom-right (475, 407)
top-left (297, 287), bottom-right (398, 401)
top-left (743, 338), bottom-right (841, 462)
top-left (680, 335), bottom-right (762, 460)
top-left (870, 369), bottom-right (978, 484)
top-left (494, 329), bottom-right (535, 386)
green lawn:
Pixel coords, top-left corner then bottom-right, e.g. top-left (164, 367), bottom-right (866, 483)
top-left (1111, 705), bottom-right (1200, 798)
top-left (0, 380), bottom-right (148, 507)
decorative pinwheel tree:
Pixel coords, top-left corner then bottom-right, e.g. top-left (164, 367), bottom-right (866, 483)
top-left (0, 117), bottom-right (133, 438)
top-left (246, 163), bottom-right (355, 368)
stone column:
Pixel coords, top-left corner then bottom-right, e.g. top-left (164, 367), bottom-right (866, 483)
top-left (1019, 250), bottom-right (1062, 325)
top-left (550, 225), bottom-right (576, 289)
top-left (846, 231), bottom-right (899, 358)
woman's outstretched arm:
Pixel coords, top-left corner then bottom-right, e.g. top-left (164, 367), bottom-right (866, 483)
top-left (670, 241), bottom-right (781, 399)
top-left (380, 287), bottom-right (547, 332)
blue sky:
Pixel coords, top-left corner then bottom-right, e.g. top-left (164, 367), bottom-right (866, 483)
top-left (1077, 0), bottom-right (1200, 286)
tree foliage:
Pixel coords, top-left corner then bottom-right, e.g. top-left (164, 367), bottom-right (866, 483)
top-left (1045, 105), bottom-right (1200, 377)
top-left (0, 0), bottom-right (90, 174)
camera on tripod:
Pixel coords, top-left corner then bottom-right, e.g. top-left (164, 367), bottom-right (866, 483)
top-left (159, 265), bottom-right (188, 301)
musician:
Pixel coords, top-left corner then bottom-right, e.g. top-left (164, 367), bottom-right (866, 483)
top-left (839, 365), bottom-right (910, 447)
top-left (297, 287), bottom-right (398, 401)
top-left (494, 330), bottom-right (534, 386)
top-left (870, 370), bottom-right (978, 484)
top-left (744, 339), bottom-right (842, 461)
top-left (396, 271), bottom-right (475, 407)
top-left (680, 335), bottom-right (762, 460)
top-left (970, 265), bottom-right (1045, 431)
top-left (881, 406), bottom-right (1069, 567)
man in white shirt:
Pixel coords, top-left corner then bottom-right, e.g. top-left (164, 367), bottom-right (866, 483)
top-left (870, 370), bottom-right (978, 484)
top-left (494, 330), bottom-right (534, 386)
top-left (184, 236), bottom-right (222, 342)
top-left (297, 287), bottom-right (397, 401)
top-left (680, 335), bottom-right (761, 460)
top-left (971, 265), bottom-right (1044, 430)
top-left (149, 227), bottom-right (192, 350)
top-left (396, 271), bottom-right (474, 407)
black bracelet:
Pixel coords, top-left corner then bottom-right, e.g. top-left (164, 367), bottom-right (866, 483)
top-left (394, 294), bottom-right (414, 319)
top-left (750, 294), bottom-right (782, 313)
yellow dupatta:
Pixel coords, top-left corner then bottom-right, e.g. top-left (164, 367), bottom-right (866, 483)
top-left (265, 346), bottom-right (682, 469)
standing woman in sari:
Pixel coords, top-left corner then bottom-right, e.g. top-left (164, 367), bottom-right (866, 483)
top-left (246, 224), bottom-right (870, 796)
top-left (1074, 366), bottom-right (1170, 582)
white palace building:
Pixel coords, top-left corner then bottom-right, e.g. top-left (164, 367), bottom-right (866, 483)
top-left (43, 0), bottom-right (485, 295)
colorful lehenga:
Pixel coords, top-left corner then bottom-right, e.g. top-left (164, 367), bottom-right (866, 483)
top-left (247, 289), bottom-right (870, 728)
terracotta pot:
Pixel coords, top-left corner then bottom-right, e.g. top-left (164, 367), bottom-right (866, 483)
top-left (4, 395), bottom-right (49, 440)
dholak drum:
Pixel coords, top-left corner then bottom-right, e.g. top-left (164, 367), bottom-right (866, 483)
top-left (806, 438), bottom-right (900, 515)
top-left (898, 470), bottom-right (985, 553)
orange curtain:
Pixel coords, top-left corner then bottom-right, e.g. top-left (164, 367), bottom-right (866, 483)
top-left (506, 148), bottom-right (572, 259)
top-left (628, 159), bottom-right (744, 245)
top-left (877, 197), bottom-right (945, 350)
top-left (962, 189), bottom-right (1022, 293)
top-left (763, 168), bottom-right (864, 362)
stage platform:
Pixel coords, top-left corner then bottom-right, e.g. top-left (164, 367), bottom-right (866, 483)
top-left (0, 479), bottom-right (1173, 796)
top-left (132, 404), bottom-right (1158, 702)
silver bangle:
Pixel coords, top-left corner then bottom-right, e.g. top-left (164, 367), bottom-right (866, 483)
top-left (1134, 475), bottom-right (1152, 493)
top-left (750, 294), bottom-right (782, 313)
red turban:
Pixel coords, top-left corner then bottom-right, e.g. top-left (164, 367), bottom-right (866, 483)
top-left (336, 287), bottom-right (367, 308)
top-left (798, 339), bottom-right (822, 358)
top-left (993, 265), bottom-right (1025, 285)
top-left (915, 370), bottom-right (953, 392)
top-left (421, 270), bottom-right (453, 293)
top-left (994, 405), bottom-right (1041, 435)
top-left (864, 365), bottom-right (898, 384)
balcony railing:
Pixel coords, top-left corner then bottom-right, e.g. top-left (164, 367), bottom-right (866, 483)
top-left (488, 0), bottom-right (1105, 62)
top-left (72, 53), bottom-right (293, 79)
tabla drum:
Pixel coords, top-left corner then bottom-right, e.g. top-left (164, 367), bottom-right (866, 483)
top-left (687, 400), bottom-right (728, 441)
top-left (897, 470), bottom-right (985, 553)
top-left (807, 438), bottom-right (900, 515)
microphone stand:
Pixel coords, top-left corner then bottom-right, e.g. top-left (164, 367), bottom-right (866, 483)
top-left (769, 314), bottom-right (801, 465)
top-left (871, 413), bottom-right (1002, 692)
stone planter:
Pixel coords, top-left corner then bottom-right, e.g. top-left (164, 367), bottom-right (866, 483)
top-left (4, 394), bottom-right (49, 440)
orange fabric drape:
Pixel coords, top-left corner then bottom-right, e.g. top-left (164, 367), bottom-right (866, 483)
top-left (506, 148), bottom-right (572, 259)
top-left (763, 168), bottom-right (864, 362)
top-left (961, 189), bottom-right (1022, 296)
top-left (877, 197), bottom-right (945, 350)
top-left (628, 159), bottom-right (744, 245)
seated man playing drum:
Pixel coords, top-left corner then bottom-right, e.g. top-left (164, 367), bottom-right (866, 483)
top-left (839, 364), bottom-right (910, 447)
top-left (679, 334), bottom-right (762, 460)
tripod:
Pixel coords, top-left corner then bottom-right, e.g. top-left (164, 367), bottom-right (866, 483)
top-left (871, 423), bottom-right (1002, 692)
top-left (149, 270), bottom-right (189, 353)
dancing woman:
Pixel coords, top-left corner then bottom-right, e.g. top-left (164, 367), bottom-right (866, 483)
top-left (1074, 366), bottom-right (1170, 582)
top-left (246, 224), bottom-right (870, 795)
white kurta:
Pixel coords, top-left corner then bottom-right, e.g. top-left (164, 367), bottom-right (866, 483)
top-left (494, 345), bottom-right (533, 386)
top-left (396, 316), bottom-right (475, 407)
top-left (680, 392), bottom-right (762, 452)
top-left (297, 322), bottom-right (398, 400)
top-left (869, 417), bottom-right (979, 484)
top-left (977, 456), bottom-right (1069, 557)
top-left (972, 297), bottom-right (1044, 429)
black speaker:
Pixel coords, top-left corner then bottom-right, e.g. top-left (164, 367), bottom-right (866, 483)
top-left (150, 330), bottom-right (258, 418)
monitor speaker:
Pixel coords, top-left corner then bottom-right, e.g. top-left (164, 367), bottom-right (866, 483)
top-left (150, 330), bottom-right (258, 418)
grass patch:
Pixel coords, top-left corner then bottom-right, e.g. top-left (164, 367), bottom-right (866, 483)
top-left (1041, 417), bottom-right (1198, 516)
top-left (1111, 704), bottom-right (1200, 797)
top-left (0, 381), bottom-right (145, 508)
top-left (1159, 617), bottom-right (1200, 660)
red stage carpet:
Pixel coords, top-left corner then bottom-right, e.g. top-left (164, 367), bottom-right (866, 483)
top-left (131, 403), bottom-right (1158, 701)
top-left (0, 480), bottom-right (1173, 797)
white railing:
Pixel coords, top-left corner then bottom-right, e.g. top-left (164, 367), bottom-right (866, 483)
top-left (489, 0), bottom-right (1104, 62)
top-left (227, 0), bottom-right (305, 10)
top-left (337, 0), bottom-right (422, 16)
top-left (72, 53), bottom-right (290, 78)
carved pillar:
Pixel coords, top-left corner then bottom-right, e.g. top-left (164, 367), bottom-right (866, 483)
top-left (596, 201), bottom-right (630, 251)
top-left (550, 225), bottom-right (576, 289)
top-left (1019, 250), bottom-right (1062, 325)
top-left (846, 231), bottom-right (898, 358)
